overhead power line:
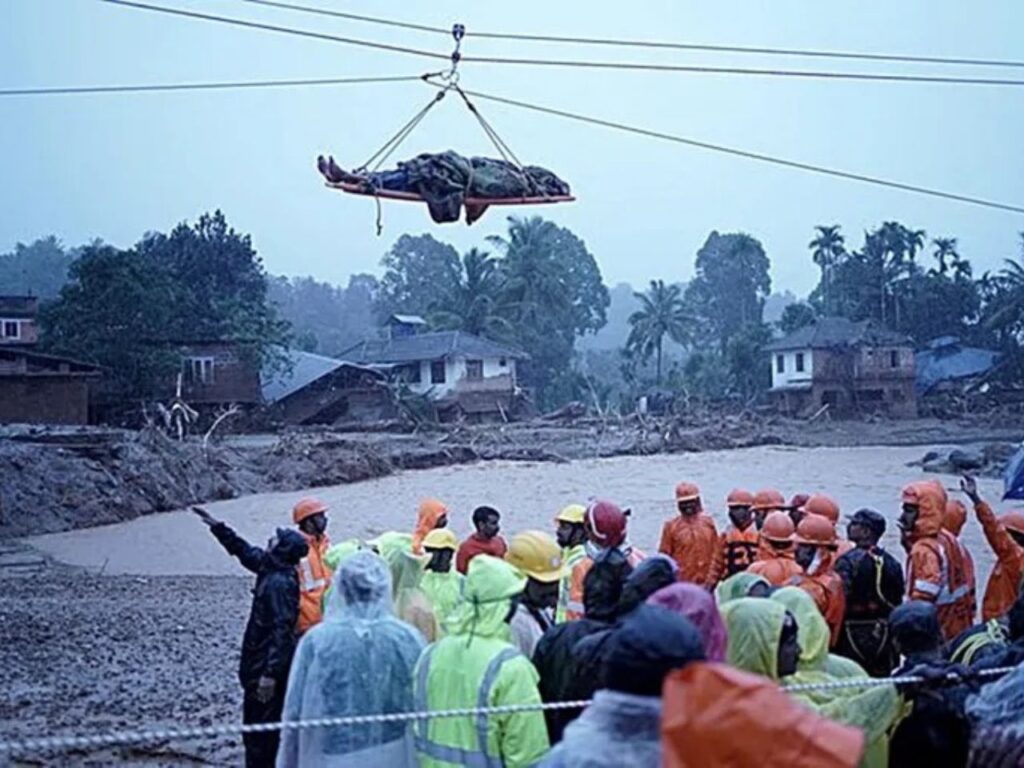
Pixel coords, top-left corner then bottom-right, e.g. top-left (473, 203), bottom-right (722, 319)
top-left (0, 74), bottom-right (423, 97)
top-left (427, 82), bottom-right (1024, 215)
top-left (230, 0), bottom-right (1024, 71)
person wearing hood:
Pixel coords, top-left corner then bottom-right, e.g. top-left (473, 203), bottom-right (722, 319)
top-left (648, 582), bottom-right (728, 661)
top-left (710, 489), bottom-right (760, 583)
top-left (420, 529), bottom-right (463, 634)
top-left (565, 500), bottom-right (645, 621)
top-left (456, 505), bottom-right (508, 574)
top-left (658, 482), bottom-right (719, 588)
top-left (961, 475), bottom-right (1024, 621)
top-left (748, 511), bottom-right (804, 587)
top-left (722, 597), bottom-right (900, 768)
top-left (540, 606), bottom-right (706, 768)
top-left (373, 532), bottom-right (440, 643)
top-left (553, 504), bottom-right (589, 623)
top-left (789, 514), bottom-right (846, 647)
top-left (803, 494), bottom-right (855, 558)
top-left (277, 551), bottom-right (425, 768)
top-left (505, 530), bottom-right (566, 657)
top-left (193, 513), bottom-right (308, 768)
top-left (414, 555), bottom-right (549, 768)
top-left (771, 587), bottom-right (866, 682)
top-left (899, 481), bottom-right (974, 641)
top-left (533, 551), bottom-right (632, 743)
top-left (412, 498), bottom-right (449, 556)
top-left (715, 571), bottom-right (772, 605)
top-left (834, 509), bottom-right (904, 677)
top-left (943, 498), bottom-right (979, 621)
top-left (888, 601), bottom-right (974, 768)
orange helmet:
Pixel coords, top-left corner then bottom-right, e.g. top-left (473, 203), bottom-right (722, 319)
top-left (292, 497), bottom-right (328, 524)
top-left (1000, 511), bottom-right (1024, 536)
top-left (761, 511), bottom-right (795, 543)
top-left (726, 489), bottom-right (755, 507)
top-left (675, 482), bottom-right (701, 503)
top-left (794, 514), bottom-right (837, 547)
top-left (752, 488), bottom-right (786, 511)
top-left (803, 494), bottom-right (840, 524)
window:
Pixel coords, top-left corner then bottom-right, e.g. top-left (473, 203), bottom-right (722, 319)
top-left (431, 361), bottom-right (446, 384)
top-left (890, 350), bottom-right (899, 368)
top-left (795, 353), bottom-right (805, 373)
top-left (775, 355), bottom-right (784, 374)
top-left (499, 357), bottom-right (507, 368)
top-left (466, 359), bottom-right (484, 381)
top-left (2, 321), bottom-right (19, 339)
top-left (400, 363), bottom-right (421, 384)
top-left (184, 357), bottom-right (215, 384)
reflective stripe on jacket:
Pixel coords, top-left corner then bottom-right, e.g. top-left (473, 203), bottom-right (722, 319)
top-left (296, 533), bottom-right (332, 634)
top-left (556, 545), bottom-right (587, 624)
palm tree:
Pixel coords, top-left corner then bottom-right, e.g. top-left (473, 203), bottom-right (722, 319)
top-left (486, 216), bottom-right (565, 329)
top-left (809, 225), bottom-right (845, 314)
top-left (931, 237), bottom-right (958, 275)
top-left (626, 279), bottom-right (692, 384)
top-left (903, 227), bottom-right (926, 271)
top-left (983, 234), bottom-right (1024, 344)
top-left (428, 248), bottom-right (512, 338)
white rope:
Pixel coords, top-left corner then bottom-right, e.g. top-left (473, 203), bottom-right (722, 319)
top-left (0, 667), bottom-right (1016, 757)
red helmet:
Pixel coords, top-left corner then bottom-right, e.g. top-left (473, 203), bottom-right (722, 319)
top-left (585, 500), bottom-right (628, 549)
top-left (803, 494), bottom-right (840, 524)
top-left (727, 489), bottom-right (755, 507)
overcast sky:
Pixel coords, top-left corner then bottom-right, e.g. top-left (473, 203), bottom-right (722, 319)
top-left (2, 0), bottom-right (1022, 296)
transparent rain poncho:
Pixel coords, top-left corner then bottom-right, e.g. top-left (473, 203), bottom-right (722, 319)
top-left (966, 661), bottom-right (1024, 730)
top-left (375, 531), bottom-right (441, 642)
top-left (277, 550), bottom-right (426, 768)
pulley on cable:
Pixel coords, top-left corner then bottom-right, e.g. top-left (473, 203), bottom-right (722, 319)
top-left (316, 23), bottom-right (575, 233)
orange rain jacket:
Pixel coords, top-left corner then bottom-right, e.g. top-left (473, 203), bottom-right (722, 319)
top-left (565, 546), bottom-right (645, 621)
top-left (748, 550), bottom-right (804, 587)
top-left (973, 501), bottom-right (1024, 620)
top-left (412, 498), bottom-right (449, 555)
top-left (659, 489), bottom-right (719, 588)
top-left (711, 526), bottom-right (760, 582)
top-left (943, 500), bottom-right (978, 621)
top-left (790, 553), bottom-right (846, 647)
top-left (662, 662), bottom-right (864, 768)
top-left (903, 481), bottom-right (973, 641)
top-left (297, 532), bottom-right (332, 634)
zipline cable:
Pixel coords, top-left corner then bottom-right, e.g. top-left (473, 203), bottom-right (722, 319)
top-left (99, 1), bottom-right (1024, 88)
top-left (0, 74), bottom-right (424, 97)
top-left (419, 79), bottom-right (1024, 215)
top-left (230, 0), bottom-right (1024, 71)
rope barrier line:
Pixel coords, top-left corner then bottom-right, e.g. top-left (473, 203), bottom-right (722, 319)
top-left (0, 75), bottom-right (425, 97)
top-left (0, 668), bottom-right (1015, 756)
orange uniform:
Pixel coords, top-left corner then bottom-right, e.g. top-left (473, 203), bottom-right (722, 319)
top-left (412, 498), bottom-right (448, 555)
top-left (788, 513), bottom-right (846, 646)
top-left (711, 526), bottom-right (760, 582)
top-left (943, 500), bottom-right (978, 622)
top-left (659, 483), bottom-right (719, 587)
top-left (972, 501), bottom-right (1024, 620)
top-left (902, 482), bottom-right (973, 641)
top-left (804, 494), bottom-right (854, 559)
top-left (566, 546), bottom-right (645, 621)
top-left (748, 556), bottom-right (804, 586)
top-left (296, 532), bottom-right (331, 634)
top-left (748, 511), bottom-right (803, 587)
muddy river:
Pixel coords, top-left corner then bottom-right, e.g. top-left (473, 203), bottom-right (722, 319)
top-left (29, 445), bottom-right (1007, 579)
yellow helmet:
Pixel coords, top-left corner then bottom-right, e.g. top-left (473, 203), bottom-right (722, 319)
top-left (505, 530), bottom-right (566, 583)
top-left (555, 504), bottom-right (587, 525)
top-left (422, 528), bottom-right (458, 551)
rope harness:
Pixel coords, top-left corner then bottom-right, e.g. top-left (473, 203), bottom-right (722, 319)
top-left (0, 667), bottom-right (1015, 757)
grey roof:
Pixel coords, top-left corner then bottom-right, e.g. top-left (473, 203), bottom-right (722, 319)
top-left (339, 331), bottom-right (528, 365)
top-left (261, 349), bottom-right (381, 403)
top-left (764, 316), bottom-right (912, 352)
top-left (915, 341), bottom-right (1001, 394)
top-left (389, 314), bottom-right (427, 325)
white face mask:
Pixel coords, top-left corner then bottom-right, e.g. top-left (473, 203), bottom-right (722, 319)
top-left (585, 541), bottom-right (606, 560)
top-left (807, 550), bottom-right (825, 576)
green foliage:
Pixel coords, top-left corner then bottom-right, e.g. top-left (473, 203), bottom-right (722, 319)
top-left (268, 273), bottom-right (379, 356)
top-left (625, 279), bottom-right (692, 383)
top-left (377, 234), bottom-right (461, 321)
top-left (808, 225), bottom-right (845, 314)
top-left (427, 248), bottom-right (513, 339)
top-left (779, 302), bottom-right (818, 334)
top-left (0, 236), bottom-right (78, 298)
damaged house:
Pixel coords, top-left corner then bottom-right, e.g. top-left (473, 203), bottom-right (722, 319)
top-left (340, 315), bottom-right (528, 421)
top-left (766, 316), bottom-right (917, 418)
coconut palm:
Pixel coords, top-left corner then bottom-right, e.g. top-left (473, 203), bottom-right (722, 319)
top-left (626, 279), bottom-right (692, 384)
top-left (809, 225), bottom-right (845, 313)
top-left (428, 248), bottom-right (512, 339)
top-left (486, 216), bottom-right (566, 329)
top-left (903, 227), bottom-right (926, 269)
top-left (931, 237), bottom-right (958, 275)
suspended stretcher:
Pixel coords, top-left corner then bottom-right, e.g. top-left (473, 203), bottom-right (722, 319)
top-left (320, 24), bottom-right (575, 232)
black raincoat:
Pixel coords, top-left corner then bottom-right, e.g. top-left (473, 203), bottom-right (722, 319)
top-left (834, 545), bottom-right (905, 676)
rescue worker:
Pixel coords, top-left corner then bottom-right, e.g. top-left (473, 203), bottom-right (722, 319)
top-left (803, 494), bottom-right (854, 557)
top-left (380, 534), bottom-right (439, 643)
top-left (505, 530), bottom-right (565, 657)
top-left (721, 598), bottom-right (900, 768)
top-left (565, 500), bottom-right (645, 621)
top-left (788, 492), bottom-right (810, 528)
top-left (946, 616), bottom-right (1010, 668)
top-left (658, 482), bottom-right (719, 587)
top-left (715, 571), bottom-right (772, 605)
top-left (751, 488), bottom-right (787, 530)
top-left (961, 474), bottom-right (1024, 621)
top-left (943, 497), bottom-right (979, 621)
top-left (420, 529), bottom-right (463, 634)
top-left (534, 551), bottom-right (632, 743)
top-left (747, 511), bottom-right (803, 586)
top-left (413, 555), bottom-right (549, 767)
top-left (899, 481), bottom-right (974, 641)
top-left (648, 582), bottom-right (728, 661)
top-left (277, 551), bottom-right (425, 768)
top-left (970, 590), bottom-right (1024, 675)
top-left (833, 508), bottom-right (904, 676)
top-left (540, 606), bottom-right (706, 768)
top-left (709, 488), bottom-right (760, 582)
top-left (411, 498), bottom-right (448, 555)
top-left (194, 512), bottom-right (308, 768)
top-left (553, 504), bottom-right (589, 623)
top-left (455, 505), bottom-right (507, 574)
top-left (790, 513), bottom-right (846, 647)
top-left (194, 497), bottom-right (331, 635)
top-left (320, 539), bottom-right (365, 611)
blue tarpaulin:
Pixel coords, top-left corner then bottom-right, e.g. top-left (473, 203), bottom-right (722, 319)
top-left (1004, 444), bottom-right (1024, 501)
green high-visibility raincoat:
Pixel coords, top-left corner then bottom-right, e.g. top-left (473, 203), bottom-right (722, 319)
top-left (714, 572), bottom-right (770, 606)
top-left (421, 569), bottom-right (464, 635)
top-left (374, 531), bottom-right (440, 643)
top-left (414, 555), bottom-right (550, 768)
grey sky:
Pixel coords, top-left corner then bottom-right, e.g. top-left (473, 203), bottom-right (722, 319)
top-left (2, 0), bottom-right (1022, 296)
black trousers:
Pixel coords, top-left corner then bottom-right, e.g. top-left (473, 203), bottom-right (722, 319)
top-left (242, 684), bottom-right (286, 768)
